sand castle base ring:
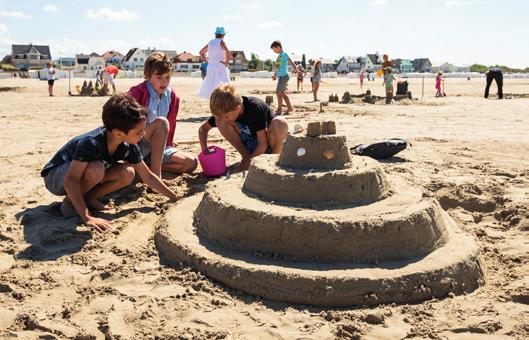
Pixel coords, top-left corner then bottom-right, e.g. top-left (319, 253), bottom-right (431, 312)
top-left (155, 194), bottom-right (486, 307)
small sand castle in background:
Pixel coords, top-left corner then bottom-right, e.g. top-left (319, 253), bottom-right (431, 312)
top-left (156, 121), bottom-right (485, 307)
top-left (75, 80), bottom-right (108, 97)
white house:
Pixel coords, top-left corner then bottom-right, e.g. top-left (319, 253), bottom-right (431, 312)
top-left (101, 50), bottom-right (124, 67)
top-left (365, 53), bottom-right (381, 72)
top-left (75, 53), bottom-right (105, 71)
top-left (320, 59), bottom-right (337, 73)
top-left (171, 52), bottom-right (201, 72)
top-left (122, 48), bottom-right (178, 70)
top-left (336, 56), bottom-right (364, 73)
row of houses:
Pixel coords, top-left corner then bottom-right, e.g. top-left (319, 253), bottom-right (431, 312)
top-left (335, 53), bottom-right (470, 74)
top-left (336, 54), bottom-right (435, 74)
top-left (3, 44), bottom-right (467, 75)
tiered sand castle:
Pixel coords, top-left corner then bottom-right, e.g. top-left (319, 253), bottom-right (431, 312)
top-left (156, 121), bottom-right (485, 307)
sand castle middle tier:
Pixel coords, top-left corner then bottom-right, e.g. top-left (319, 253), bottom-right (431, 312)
top-left (193, 133), bottom-right (450, 264)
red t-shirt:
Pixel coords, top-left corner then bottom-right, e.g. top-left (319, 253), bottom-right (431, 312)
top-left (104, 65), bottom-right (119, 75)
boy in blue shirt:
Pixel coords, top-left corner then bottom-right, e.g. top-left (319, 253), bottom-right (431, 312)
top-left (270, 40), bottom-right (299, 115)
top-left (41, 94), bottom-right (179, 233)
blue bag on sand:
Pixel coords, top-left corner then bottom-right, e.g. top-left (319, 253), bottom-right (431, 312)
top-left (350, 138), bottom-right (408, 160)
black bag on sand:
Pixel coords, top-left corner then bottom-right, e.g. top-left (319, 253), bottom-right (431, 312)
top-left (351, 138), bottom-right (408, 159)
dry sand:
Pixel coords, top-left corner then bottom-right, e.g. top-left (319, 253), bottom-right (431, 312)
top-left (0, 76), bottom-right (528, 339)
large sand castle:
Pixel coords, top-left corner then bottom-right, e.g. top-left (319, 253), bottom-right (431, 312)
top-left (155, 121), bottom-right (486, 307)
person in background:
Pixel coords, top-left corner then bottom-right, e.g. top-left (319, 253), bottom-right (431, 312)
top-left (198, 27), bottom-right (231, 99)
top-left (102, 65), bottom-right (119, 95)
top-left (484, 67), bottom-right (503, 99)
top-left (200, 60), bottom-right (208, 80)
top-left (296, 64), bottom-right (307, 92)
top-left (383, 67), bottom-right (397, 104)
top-left (270, 40), bottom-right (299, 115)
top-left (435, 71), bottom-right (444, 97)
top-left (359, 71), bottom-right (365, 89)
top-left (311, 60), bottom-right (322, 102)
top-left (47, 62), bottom-right (56, 97)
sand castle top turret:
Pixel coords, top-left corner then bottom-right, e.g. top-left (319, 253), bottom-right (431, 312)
top-left (277, 121), bottom-right (352, 170)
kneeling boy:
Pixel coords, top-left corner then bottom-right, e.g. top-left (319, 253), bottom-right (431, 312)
top-left (198, 84), bottom-right (288, 170)
top-left (41, 94), bottom-right (179, 233)
top-left (129, 52), bottom-right (197, 178)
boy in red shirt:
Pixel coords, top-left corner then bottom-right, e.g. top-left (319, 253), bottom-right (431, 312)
top-left (129, 52), bottom-right (197, 177)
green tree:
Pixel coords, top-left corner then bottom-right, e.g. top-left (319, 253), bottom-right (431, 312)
top-left (469, 64), bottom-right (488, 73)
top-left (301, 54), bottom-right (306, 69)
top-left (248, 53), bottom-right (264, 70)
top-left (263, 59), bottom-right (273, 71)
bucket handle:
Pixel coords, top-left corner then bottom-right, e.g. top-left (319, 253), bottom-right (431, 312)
top-left (204, 146), bottom-right (218, 155)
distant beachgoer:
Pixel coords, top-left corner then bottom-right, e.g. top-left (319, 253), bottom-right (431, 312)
top-left (435, 72), bottom-right (444, 97)
top-left (484, 67), bottom-right (503, 99)
top-left (102, 65), bottom-right (119, 95)
top-left (198, 27), bottom-right (231, 99)
top-left (359, 71), bottom-right (365, 89)
top-left (199, 61), bottom-right (208, 80)
top-left (270, 40), bottom-right (299, 114)
top-left (47, 62), bottom-right (56, 97)
top-left (383, 67), bottom-right (397, 104)
top-left (311, 60), bottom-right (322, 102)
top-left (367, 72), bottom-right (371, 82)
top-left (296, 64), bottom-right (307, 92)
top-left (381, 54), bottom-right (393, 70)
top-left (95, 70), bottom-right (102, 87)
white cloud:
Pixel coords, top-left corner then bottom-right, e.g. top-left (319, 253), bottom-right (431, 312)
top-left (237, 0), bottom-right (261, 10)
top-left (0, 10), bottom-right (31, 19)
top-left (369, 0), bottom-right (388, 6)
top-left (257, 21), bottom-right (283, 29)
top-left (43, 5), bottom-right (60, 13)
top-left (84, 7), bottom-right (139, 22)
top-left (0, 23), bottom-right (15, 55)
top-left (222, 14), bottom-right (241, 21)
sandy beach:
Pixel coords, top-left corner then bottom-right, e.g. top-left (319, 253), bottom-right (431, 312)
top-left (1, 76), bottom-right (528, 339)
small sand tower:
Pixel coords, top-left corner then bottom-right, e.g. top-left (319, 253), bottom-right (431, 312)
top-left (156, 121), bottom-right (485, 307)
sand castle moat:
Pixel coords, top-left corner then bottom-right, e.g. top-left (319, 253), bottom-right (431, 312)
top-left (155, 121), bottom-right (485, 307)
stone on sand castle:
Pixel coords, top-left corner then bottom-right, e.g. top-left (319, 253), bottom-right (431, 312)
top-left (156, 121), bottom-right (485, 307)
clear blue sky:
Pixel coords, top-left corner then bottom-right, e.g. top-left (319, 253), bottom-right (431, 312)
top-left (0, 0), bottom-right (527, 67)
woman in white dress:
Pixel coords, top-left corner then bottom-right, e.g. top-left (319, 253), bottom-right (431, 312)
top-left (198, 27), bottom-right (231, 99)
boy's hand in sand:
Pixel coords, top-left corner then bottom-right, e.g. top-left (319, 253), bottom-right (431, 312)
top-left (85, 216), bottom-right (112, 233)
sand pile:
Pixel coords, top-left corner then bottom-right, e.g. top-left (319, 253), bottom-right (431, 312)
top-left (156, 121), bottom-right (485, 307)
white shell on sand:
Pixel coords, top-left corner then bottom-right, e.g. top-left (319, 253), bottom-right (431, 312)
top-left (297, 147), bottom-right (306, 157)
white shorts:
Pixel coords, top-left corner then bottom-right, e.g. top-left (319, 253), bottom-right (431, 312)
top-left (102, 72), bottom-right (114, 86)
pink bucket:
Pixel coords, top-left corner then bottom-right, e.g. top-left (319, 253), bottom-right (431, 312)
top-left (198, 146), bottom-right (227, 177)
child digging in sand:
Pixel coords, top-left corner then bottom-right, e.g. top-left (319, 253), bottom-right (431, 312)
top-left (129, 52), bottom-right (197, 177)
top-left (198, 84), bottom-right (288, 171)
top-left (40, 94), bottom-right (179, 233)
top-left (270, 40), bottom-right (299, 115)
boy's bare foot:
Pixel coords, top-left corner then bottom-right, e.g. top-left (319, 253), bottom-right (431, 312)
top-left (60, 198), bottom-right (77, 218)
top-left (87, 199), bottom-right (111, 211)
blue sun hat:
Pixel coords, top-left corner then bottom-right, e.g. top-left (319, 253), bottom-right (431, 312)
top-left (215, 27), bottom-right (226, 35)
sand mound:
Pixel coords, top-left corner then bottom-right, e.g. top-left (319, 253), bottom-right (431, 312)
top-left (156, 122), bottom-right (485, 307)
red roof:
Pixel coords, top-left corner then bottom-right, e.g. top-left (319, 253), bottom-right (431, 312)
top-left (173, 52), bottom-right (200, 63)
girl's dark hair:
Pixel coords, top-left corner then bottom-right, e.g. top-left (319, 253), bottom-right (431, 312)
top-left (102, 94), bottom-right (147, 133)
top-left (270, 40), bottom-right (282, 49)
top-left (215, 34), bottom-right (224, 38)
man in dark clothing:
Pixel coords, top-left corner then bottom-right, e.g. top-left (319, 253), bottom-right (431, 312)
top-left (484, 67), bottom-right (503, 99)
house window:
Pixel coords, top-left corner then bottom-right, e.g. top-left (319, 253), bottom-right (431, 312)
top-left (134, 58), bottom-right (137, 61)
